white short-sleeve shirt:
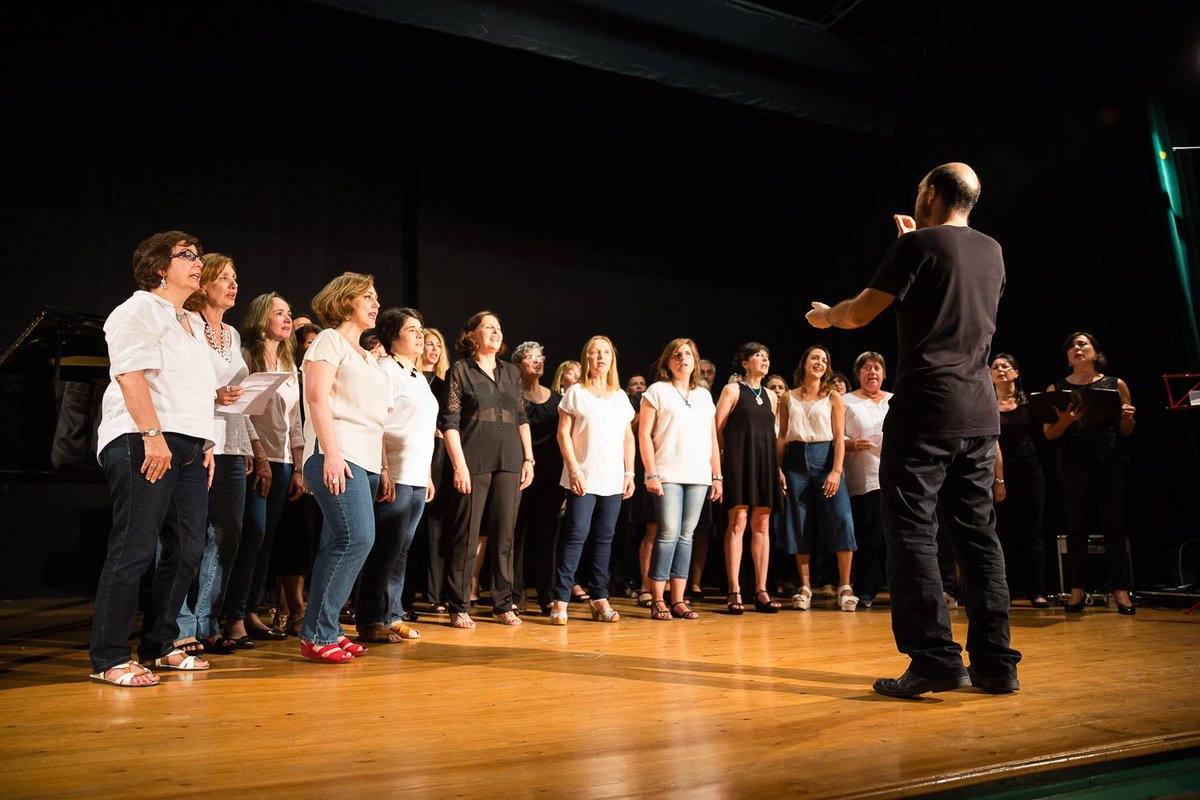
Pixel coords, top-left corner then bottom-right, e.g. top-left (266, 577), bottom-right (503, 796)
top-left (842, 391), bottom-right (891, 496)
top-left (186, 312), bottom-right (252, 457)
top-left (302, 329), bottom-right (390, 474)
top-left (381, 357), bottom-right (439, 487)
top-left (97, 291), bottom-right (218, 457)
top-left (641, 381), bottom-right (714, 486)
top-left (558, 384), bottom-right (635, 496)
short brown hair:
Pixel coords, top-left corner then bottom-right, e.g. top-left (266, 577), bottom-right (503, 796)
top-left (852, 351), bottom-right (887, 380)
top-left (653, 338), bottom-right (701, 389)
top-left (455, 310), bottom-right (507, 357)
top-left (183, 252), bottom-right (236, 312)
top-left (132, 230), bottom-right (202, 291)
top-left (311, 272), bottom-right (375, 328)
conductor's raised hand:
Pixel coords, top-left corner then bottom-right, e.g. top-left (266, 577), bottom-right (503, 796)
top-left (806, 302), bottom-right (832, 329)
top-left (894, 214), bottom-right (916, 236)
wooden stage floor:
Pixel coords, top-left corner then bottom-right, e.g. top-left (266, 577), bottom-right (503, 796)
top-left (0, 595), bottom-right (1197, 798)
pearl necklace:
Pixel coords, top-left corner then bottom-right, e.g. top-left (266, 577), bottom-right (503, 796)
top-left (203, 318), bottom-right (232, 362)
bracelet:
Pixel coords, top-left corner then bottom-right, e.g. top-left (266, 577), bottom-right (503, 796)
top-left (994, 478), bottom-right (1005, 484)
top-left (571, 469), bottom-right (582, 478)
top-left (623, 471), bottom-right (635, 477)
top-left (523, 457), bottom-right (536, 464)
top-left (645, 473), bottom-right (660, 481)
top-left (713, 475), bottom-right (723, 481)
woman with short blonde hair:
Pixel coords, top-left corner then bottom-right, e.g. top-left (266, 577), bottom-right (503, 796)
top-left (551, 359), bottom-right (582, 395)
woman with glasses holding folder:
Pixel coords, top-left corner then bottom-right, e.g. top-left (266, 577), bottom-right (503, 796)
top-left (1042, 331), bottom-right (1137, 615)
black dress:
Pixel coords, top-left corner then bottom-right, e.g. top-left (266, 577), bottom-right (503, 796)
top-left (721, 383), bottom-right (782, 510)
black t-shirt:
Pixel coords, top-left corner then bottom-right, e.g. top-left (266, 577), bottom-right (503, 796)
top-left (868, 225), bottom-right (1005, 438)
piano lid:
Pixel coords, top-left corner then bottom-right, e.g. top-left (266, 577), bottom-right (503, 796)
top-left (0, 306), bottom-right (106, 367)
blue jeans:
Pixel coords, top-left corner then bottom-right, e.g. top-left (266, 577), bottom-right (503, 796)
top-left (300, 455), bottom-right (379, 645)
top-left (650, 483), bottom-right (708, 582)
top-left (554, 493), bottom-right (622, 602)
top-left (176, 454), bottom-right (246, 640)
top-left (225, 461), bottom-right (293, 619)
top-left (358, 483), bottom-right (428, 626)
top-left (90, 433), bottom-right (208, 673)
top-left (779, 441), bottom-right (857, 555)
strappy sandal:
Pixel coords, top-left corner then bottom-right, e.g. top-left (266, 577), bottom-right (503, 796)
top-left (89, 661), bottom-right (160, 687)
top-left (548, 603), bottom-right (568, 626)
top-left (726, 592), bottom-right (745, 615)
top-left (357, 624), bottom-right (404, 643)
top-left (494, 610), bottom-right (523, 626)
top-left (154, 648), bottom-right (210, 671)
top-left (202, 635), bottom-right (238, 655)
top-left (300, 641), bottom-right (354, 663)
top-left (387, 621), bottom-right (421, 640)
top-left (450, 612), bottom-right (476, 629)
top-left (175, 638), bottom-right (205, 657)
top-left (570, 589), bottom-right (591, 604)
top-left (792, 585), bottom-right (813, 610)
top-left (636, 591), bottom-right (654, 608)
top-left (589, 600), bottom-right (620, 623)
top-left (754, 590), bottom-right (782, 613)
top-left (670, 601), bottom-right (699, 620)
top-left (650, 600), bottom-right (672, 621)
top-left (837, 585), bottom-right (859, 612)
top-left (337, 637), bottom-right (368, 656)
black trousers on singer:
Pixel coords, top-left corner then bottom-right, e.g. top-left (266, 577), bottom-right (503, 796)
top-left (879, 430), bottom-right (1021, 682)
top-left (445, 470), bottom-right (521, 615)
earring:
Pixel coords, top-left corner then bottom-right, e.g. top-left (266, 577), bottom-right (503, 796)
top-left (160, 276), bottom-right (168, 290)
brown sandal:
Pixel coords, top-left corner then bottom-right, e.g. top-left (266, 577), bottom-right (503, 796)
top-left (650, 600), bottom-right (672, 621)
top-left (670, 601), bottom-right (699, 620)
top-left (357, 624), bottom-right (404, 644)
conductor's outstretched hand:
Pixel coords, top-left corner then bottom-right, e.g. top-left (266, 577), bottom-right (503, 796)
top-left (806, 302), bottom-right (831, 329)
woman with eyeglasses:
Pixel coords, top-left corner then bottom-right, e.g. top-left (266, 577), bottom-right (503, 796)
top-left (296, 272), bottom-right (389, 662)
top-left (88, 231), bottom-right (218, 686)
top-left (441, 310), bottom-right (535, 628)
top-left (1043, 332), bottom-right (1136, 615)
top-left (640, 337), bottom-right (722, 621)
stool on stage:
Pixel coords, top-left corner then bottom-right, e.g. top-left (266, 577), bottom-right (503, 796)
top-left (1055, 534), bottom-right (1135, 606)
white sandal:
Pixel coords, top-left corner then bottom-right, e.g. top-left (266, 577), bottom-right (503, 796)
top-left (792, 586), bottom-right (812, 611)
top-left (154, 648), bottom-right (210, 671)
top-left (837, 585), bottom-right (859, 612)
top-left (89, 661), bottom-right (160, 687)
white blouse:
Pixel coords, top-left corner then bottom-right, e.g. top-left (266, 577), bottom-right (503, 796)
top-left (558, 384), bottom-right (635, 496)
top-left (641, 381), bottom-right (714, 486)
top-left (97, 291), bottom-right (218, 457)
top-left (842, 391), bottom-right (891, 496)
top-left (302, 329), bottom-right (390, 474)
top-left (784, 393), bottom-right (834, 443)
top-left (187, 312), bottom-right (252, 458)
top-left (381, 357), bottom-right (439, 487)
top-left (245, 357), bottom-right (304, 464)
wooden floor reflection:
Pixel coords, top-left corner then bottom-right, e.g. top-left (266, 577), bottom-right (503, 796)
top-left (0, 595), bottom-right (1197, 798)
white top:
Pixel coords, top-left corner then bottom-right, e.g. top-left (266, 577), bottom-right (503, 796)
top-left (187, 312), bottom-right (252, 457)
top-left (558, 384), bottom-right (635, 496)
top-left (381, 357), bottom-right (439, 487)
top-left (842, 391), bottom-right (892, 496)
top-left (97, 291), bottom-right (218, 457)
top-left (641, 381), bottom-right (714, 486)
top-left (785, 393), bottom-right (834, 443)
top-left (246, 357), bottom-right (304, 464)
top-left (302, 329), bottom-right (390, 474)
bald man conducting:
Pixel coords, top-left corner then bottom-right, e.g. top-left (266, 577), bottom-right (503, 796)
top-left (807, 163), bottom-right (1021, 698)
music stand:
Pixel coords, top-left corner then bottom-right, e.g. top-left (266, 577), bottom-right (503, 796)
top-left (1161, 374), bottom-right (1200, 612)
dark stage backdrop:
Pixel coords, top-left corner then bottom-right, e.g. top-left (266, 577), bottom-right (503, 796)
top-left (2, 1), bottom-right (1198, 594)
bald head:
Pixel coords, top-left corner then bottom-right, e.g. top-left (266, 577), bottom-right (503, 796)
top-left (923, 162), bottom-right (981, 215)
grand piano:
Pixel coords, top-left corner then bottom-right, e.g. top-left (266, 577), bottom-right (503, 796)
top-left (0, 307), bottom-right (113, 597)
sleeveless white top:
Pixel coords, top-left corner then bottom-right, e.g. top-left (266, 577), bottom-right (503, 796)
top-left (785, 393), bottom-right (833, 443)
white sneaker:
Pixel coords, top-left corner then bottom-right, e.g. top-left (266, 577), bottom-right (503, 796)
top-left (791, 586), bottom-right (812, 610)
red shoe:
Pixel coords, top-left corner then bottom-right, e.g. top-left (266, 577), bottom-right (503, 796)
top-left (338, 637), bottom-right (367, 657)
top-left (300, 641), bottom-right (354, 663)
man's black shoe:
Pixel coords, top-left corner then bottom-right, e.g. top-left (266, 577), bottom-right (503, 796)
top-left (967, 667), bottom-right (1020, 694)
top-left (872, 668), bottom-right (970, 698)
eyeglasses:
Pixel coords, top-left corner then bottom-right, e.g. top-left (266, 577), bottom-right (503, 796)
top-left (171, 251), bottom-right (203, 263)
top-left (525, 354), bottom-right (546, 362)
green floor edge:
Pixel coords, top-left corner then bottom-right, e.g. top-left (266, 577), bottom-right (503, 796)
top-left (925, 748), bottom-right (1200, 800)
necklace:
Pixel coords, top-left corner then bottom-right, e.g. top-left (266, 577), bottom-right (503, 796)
top-left (393, 355), bottom-right (418, 378)
top-left (203, 318), bottom-right (232, 362)
top-left (674, 384), bottom-right (691, 408)
top-left (747, 383), bottom-right (765, 406)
